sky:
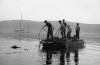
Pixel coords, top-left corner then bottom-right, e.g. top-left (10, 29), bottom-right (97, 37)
top-left (0, 0), bottom-right (100, 24)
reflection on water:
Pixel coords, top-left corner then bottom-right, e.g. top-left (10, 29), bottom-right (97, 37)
top-left (0, 39), bottom-right (100, 65)
top-left (40, 43), bottom-right (80, 65)
top-left (43, 49), bottom-right (79, 65)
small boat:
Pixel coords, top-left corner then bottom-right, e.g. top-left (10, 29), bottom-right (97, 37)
top-left (39, 37), bottom-right (85, 52)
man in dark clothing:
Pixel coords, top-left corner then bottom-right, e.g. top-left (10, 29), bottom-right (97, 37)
top-left (75, 23), bottom-right (80, 40)
top-left (67, 25), bottom-right (72, 39)
top-left (43, 20), bottom-right (54, 39)
top-left (62, 19), bottom-right (67, 38)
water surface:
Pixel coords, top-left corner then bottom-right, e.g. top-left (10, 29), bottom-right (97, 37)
top-left (0, 38), bottom-right (100, 65)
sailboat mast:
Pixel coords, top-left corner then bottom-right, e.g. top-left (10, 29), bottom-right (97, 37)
top-left (19, 12), bottom-right (23, 42)
top-left (20, 12), bottom-right (22, 31)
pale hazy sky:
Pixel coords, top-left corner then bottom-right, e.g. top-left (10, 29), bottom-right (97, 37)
top-left (0, 0), bottom-right (100, 24)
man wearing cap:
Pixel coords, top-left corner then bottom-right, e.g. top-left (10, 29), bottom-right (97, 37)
top-left (62, 19), bottom-right (67, 38)
top-left (75, 23), bottom-right (80, 40)
top-left (58, 20), bottom-right (65, 39)
top-left (43, 20), bottom-right (54, 39)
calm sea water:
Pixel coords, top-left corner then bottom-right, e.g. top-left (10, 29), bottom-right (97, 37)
top-left (0, 38), bottom-right (100, 65)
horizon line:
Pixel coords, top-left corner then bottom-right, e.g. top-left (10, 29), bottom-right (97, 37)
top-left (0, 19), bottom-right (100, 25)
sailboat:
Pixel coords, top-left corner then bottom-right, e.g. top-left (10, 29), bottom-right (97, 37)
top-left (14, 13), bottom-right (25, 41)
top-left (15, 12), bottom-right (24, 32)
top-left (15, 12), bottom-right (31, 41)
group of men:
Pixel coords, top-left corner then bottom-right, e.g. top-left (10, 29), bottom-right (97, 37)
top-left (43, 19), bottom-right (80, 40)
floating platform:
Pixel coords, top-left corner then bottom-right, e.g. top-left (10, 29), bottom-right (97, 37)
top-left (40, 38), bottom-right (85, 52)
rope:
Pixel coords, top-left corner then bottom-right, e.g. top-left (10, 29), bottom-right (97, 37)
top-left (54, 28), bottom-right (60, 37)
top-left (38, 26), bottom-right (47, 48)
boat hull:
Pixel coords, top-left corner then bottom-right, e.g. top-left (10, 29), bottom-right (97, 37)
top-left (40, 39), bottom-right (85, 52)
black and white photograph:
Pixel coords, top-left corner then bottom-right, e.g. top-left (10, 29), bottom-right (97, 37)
top-left (0, 0), bottom-right (100, 65)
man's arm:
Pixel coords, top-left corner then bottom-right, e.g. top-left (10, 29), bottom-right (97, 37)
top-left (52, 26), bottom-right (54, 31)
top-left (79, 27), bottom-right (80, 31)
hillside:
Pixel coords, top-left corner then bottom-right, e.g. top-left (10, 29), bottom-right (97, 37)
top-left (0, 20), bottom-right (100, 39)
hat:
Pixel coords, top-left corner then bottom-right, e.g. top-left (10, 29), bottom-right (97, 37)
top-left (58, 20), bottom-right (61, 23)
top-left (62, 19), bottom-right (65, 22)
top-left (77, 23), bottom-right (79, 25)
top-left (44, 20), bottom-right (47, 23)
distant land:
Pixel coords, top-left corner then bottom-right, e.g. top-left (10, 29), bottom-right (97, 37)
top-left (0, 20), bottom-right (100, 40)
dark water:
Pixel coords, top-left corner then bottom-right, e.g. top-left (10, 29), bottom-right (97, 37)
top-left (0, 38), bottom-right (100, 65)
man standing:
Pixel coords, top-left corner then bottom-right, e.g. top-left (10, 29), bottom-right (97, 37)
top-left (75, 23), bottom-right (80, 40)
top-left (62, 19), bottom-right (67, 38)
top-left (43, 20), bottom-right (54, 39)
top-left (67, 25), bottom-right (72, 39)
top-left (58, 20), bottom-right (65, 39)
